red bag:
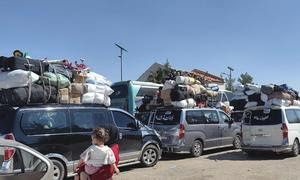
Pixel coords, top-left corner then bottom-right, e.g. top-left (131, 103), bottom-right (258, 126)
top-left (76, 144), bottom-right (120, 180)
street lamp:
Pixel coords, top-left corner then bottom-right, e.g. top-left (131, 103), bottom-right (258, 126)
top-left (115, 43), bottom-right (128, 81)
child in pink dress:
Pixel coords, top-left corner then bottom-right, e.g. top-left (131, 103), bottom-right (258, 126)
top-left (75, 128), bottom-right (120, 180)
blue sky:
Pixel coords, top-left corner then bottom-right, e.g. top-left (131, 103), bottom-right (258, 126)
top-left (1, 0), bottom-right (300, 90)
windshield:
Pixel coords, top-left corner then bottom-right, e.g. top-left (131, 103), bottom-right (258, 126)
top-left (244, 109), bottom-right (282, 125)
top-left (153, 110), bottom-right (181, 125)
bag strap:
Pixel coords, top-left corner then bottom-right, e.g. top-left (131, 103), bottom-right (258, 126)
top-left (50, 64), bottom-right (60, 102)
top-left (25, 58), bottom-right (32, 104)
top-left (39, 61), bottom-right (47, 104)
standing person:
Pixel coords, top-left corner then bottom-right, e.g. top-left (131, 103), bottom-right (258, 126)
top-left (157, 87), bottom-right (164, 106)
top-left (75, 128), bottom-right (120, 180)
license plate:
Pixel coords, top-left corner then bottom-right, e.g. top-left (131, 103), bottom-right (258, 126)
top-left (161, 136), bottom-right (168, 140)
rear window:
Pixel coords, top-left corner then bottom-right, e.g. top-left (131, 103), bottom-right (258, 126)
top-left (0, 109), bottom-right (15, 134)
top-left (110, 85), bottom-right (128, 99)
top-left (153, 110), bottom-right (181, 125)
top-left (244, 109), bottom-right (282, 125)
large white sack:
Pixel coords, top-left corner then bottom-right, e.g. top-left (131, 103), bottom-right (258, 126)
top-left (186, 98), bottom-right (196, 108)
top-left (245, 102), bottom-right (258, 108)
top-left (104, 96), bottom-right (111, 107)
top-left (85, 83), bottom-right (114, 96)
top-left (293, 100), bottom-right (300, 107)
top-left (82, 93), bottom-right (105, 104)
top-left (171, 100), bottom-right (188, 108)
top-left (82, 93), bottom-right (111, 106)
top-left (0, 70), bottom-right (39, 89)
top-left (246, 84), bottom-right (260, 92)
top-left (163, 80), bottom-right (176, 90)
top-left (86, 72), bottom-right (112, 86)
top-left (271, 99), bottom-right (291, 106)
top-left (176, 76), bottom-right (196, 85)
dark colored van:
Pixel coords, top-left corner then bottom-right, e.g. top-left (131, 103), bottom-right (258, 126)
top-left (0, 104), bottom-right (162, 180)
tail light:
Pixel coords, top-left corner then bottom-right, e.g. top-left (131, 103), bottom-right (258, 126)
top-left (281, 123), bottom-right (288, 139)
top-left (3, 133), bottom-right (15, 161)
top-left (4, 148), bottom-right (15, 161)
top-left (179, 124), bottom-right (185, 139)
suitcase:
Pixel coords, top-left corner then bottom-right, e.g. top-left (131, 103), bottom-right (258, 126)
top-left (0, 56), bottom-right (48, 75)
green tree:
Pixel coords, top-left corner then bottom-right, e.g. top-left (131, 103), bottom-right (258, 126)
top-left (147, 60), bottom-right (172, 84)
top-left (224, 77), bottom-right (236, 91)
top-left (238, 72), bottom-right (254, 85)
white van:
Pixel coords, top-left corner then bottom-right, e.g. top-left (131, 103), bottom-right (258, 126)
top-left (241, 106), bottom-right (300, 156)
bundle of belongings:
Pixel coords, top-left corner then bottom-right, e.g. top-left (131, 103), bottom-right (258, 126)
top-left (0, 50), bottom-right (113, 107)
top-left (230, 83), bottom-right (300, 110)
top-left (156, 76), bottom-right (233, 112)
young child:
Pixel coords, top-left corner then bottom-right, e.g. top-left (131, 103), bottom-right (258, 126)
top-left (75, 127), bottom-right (120, 180)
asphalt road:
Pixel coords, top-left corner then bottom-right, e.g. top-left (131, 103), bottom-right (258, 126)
top-left (112, 148), bottom-right (300, 180)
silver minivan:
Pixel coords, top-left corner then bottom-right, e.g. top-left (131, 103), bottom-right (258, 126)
top-left (147, 108), bottom-right (241, 157)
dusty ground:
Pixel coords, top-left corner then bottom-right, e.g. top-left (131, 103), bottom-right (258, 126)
top-left (113, 148), bottom-right (300, 180)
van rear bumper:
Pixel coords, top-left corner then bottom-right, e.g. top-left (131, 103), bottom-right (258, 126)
top-left (162, 145), bottom-right (190, 153)
top-left (242, 145), bottom-right (292, 153)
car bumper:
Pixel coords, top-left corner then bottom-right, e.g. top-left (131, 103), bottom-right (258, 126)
top-left (241, 145), bottom-right (292, 153)
top-left (162, 145), bottom-right (189, 153)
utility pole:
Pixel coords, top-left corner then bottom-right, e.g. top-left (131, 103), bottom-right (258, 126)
top-left (222, 66), bottom-right (234, 91)
top-left (115, 43), bottom-right (128, 81)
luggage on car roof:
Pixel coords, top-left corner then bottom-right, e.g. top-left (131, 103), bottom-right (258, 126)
top-left (0, 84), bottom-right (57, 106)
top-left (0, 56), bottom-right (48, 75)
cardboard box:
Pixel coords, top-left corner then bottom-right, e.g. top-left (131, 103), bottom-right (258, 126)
top-left (59, 88), bottom-right (70, 104)
top-left (73, 73), bottom-right (87, 84)
top-left (70, 96), bottom-right (81, 104)
top-left (69, 93), bottom-right (81, 104)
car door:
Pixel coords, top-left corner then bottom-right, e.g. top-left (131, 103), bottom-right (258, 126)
top-left (112, 110), bottom-right (142, 161)
top-left (201, 110), bottom-right (221, 148)
top-left (18, 109), bottom-right (71, 160)
top-left (218, 111), bottom-right (234, 146)
top-left (0, 145), bottom-right (51, 180)
top-left (69, 108), bottom-right (111, 161)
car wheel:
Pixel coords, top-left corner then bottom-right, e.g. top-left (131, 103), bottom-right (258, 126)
top-left (290, 139), bottom-right (299, 157)
top-left (233, 135), bottom-right (242, 149)
top-left (190, 140), bottom-right (203, 157)
top-left (141, 144), bottom-right (159, 167)
top-left (51, 159), bottom-right (66, 180)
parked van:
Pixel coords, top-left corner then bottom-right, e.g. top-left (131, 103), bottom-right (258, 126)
top-left (242, 106), bottom-right (300, 156)
top-left (0, 104), bottom-right (162, 180)
top-left (147, 107), bottom-right (241, 157)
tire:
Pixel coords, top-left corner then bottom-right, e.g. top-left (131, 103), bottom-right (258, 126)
top-left (141, 144), bottom-right (159, 167)
top-left (190, 140), bottom-right (203, 157)
top-left (233, 135), bottom-right (242, 149)
top-left (51, 159), bottom-right (66, 180)
top-left (290, 139), bottom-right (299, 157)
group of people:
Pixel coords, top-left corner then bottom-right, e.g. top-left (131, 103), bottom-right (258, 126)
top-left (74, 125), bottom-right (120, 180)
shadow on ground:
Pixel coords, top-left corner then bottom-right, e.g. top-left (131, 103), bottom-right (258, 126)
top-left (206, 150), bottom-right (291, 161)
top-left (161, 147), bottom-right (234, 161)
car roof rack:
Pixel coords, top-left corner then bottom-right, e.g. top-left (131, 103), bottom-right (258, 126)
top-left (0, 103), bottom-right (108, 109)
